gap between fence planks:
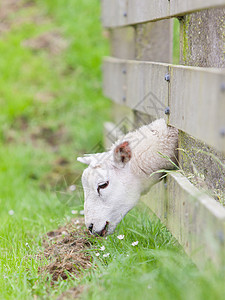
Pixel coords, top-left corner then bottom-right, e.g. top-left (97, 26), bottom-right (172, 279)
top-left (102, 0), bottom-right (225, 27)
top-left (103, 57), bottom-right (225, 154)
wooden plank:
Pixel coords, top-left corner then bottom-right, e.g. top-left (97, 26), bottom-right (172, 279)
top-left (103, 57), bottom-right (225, 153)
top-left (102, 0), bottom-right (225, 27)
top-left (179, 8), bottom-right (225, 67)
top-left (135, 19), bottom-right (173, 63)
top-left (110, 27), bottom-right (136, 59)
top-left (103, 58), bottom-right (127, 105)
top-left (167, 172), bottom-right (225, 266)
top-left (170, 0), bottom-right (225, 17)
top-left (103, 122), bottom-right (124, 149)
top-left (102, 0), bottom-right (169, 28)
top-left (178, 132), bottom-right (225, 205)
top-left (103, 57), bottom-right (169, 120)
top-left (169, 65), bottom-right (225, 153)
top-left (141, 179), bottom-right (167, 223)
top-left (142, 172), bottom-right (225, 266)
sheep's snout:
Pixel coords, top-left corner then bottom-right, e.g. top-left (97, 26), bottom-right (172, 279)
top-left (88, 221), bottom-right (109, 237)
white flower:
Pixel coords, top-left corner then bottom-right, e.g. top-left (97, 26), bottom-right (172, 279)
top-left (100, 246), bottom-right (105, 251)
top-left (117, 235), bottom-right (124, 240)
top-left (71, 210), bottom-right (78, 215)
top-left (95, 253), bottom-right (100, 257)
top-left (69, 185), bottom-right (76, 192)
top-left (79, 210), bottom-right (84, 215)
top-left (131, 241), bottom-right (139, 246)
top-left (103, 253), bottom-right (110, 258)
top-left (74, 219), bottom-right (80, 224)
top-left (8, 210), bottom-right (14, 216)
top-left (61, 231), bottom-right (68, 236)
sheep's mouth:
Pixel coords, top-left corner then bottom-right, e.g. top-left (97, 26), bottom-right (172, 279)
top-left (100, 221), bottom-right (109, 237)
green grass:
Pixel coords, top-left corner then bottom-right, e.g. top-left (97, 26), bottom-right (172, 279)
top-left (0, 1), bottom-right (225, 299)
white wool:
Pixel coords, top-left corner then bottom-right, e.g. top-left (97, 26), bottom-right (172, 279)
top-left (77, 119), bottom-right (178, 236)
top-left (113, 119), bottom-right (178, 177)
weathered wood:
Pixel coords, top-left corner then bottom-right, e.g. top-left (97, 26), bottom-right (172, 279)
top-left (103, 57), bottom-right (168, 120)
top-left (169, 64), bottom-right (225, 154)
top-left (109, 20), bottom-right (173, 63)
top-left (141, 178), bottom-right (167, 224)
top-left (102, 0), bottom-right (169, 28)
top-left (103, 122), bottom-right (123, 149)
top-left (142, 172), bottom-right (225, 266)
top-left (135, 19), bottom-right (173, 63)
top-left (102, 0), bottom-right (225, 28)
top-left (103, 57), bottom-right (225, 153)
top-left (167, 172), bottom-right (225, 266)
top-left (111, 103), bottom-right (134, 131)
top-left (133, 111), bottom-right (155, 128)
top-left (180, 8), bottom-right (225, 67)
top-left (178, 132), bottom-right (225, 205)
top-left (110, 27), bottom-right (136, 59)
top-left (170, 0), bottom-right (225, 17)
top-left (103, 58), bottom-right (127, 105)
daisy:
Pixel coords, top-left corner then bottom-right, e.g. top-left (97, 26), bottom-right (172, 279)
top-left (131, 241), bottom-right (139, 246)
top-left (117, 235), bottom-right (124, 240)
top-left (103, 253), bottom-right (110, 258)
top-left (69, 185), bottom-right (76, 192)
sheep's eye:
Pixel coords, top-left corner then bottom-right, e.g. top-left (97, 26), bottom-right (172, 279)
top-left (97, 181), bottom-right (109, 195)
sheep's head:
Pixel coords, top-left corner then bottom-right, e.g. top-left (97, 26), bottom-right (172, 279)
top-left (77, 119), bottom-right (178, 236)
top-left (77, 142), bottom-right (142, 236)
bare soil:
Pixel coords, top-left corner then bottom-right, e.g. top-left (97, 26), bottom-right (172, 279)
top-left (22, 30), bottom-right (68, 55)
top-left (39, 218), bottom-right (92, 283)
top-left (57, 286), bottom-right (86, 300)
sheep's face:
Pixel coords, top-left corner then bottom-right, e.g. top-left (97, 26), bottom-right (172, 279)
top-left (77, 142), bottom-right (141, 236)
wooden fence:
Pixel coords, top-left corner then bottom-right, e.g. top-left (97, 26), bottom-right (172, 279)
top-left (101, 0), bottom-right (225, 267)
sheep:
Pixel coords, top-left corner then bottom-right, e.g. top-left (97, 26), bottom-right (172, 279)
top-left (77, 118), bottom-right (178, 236)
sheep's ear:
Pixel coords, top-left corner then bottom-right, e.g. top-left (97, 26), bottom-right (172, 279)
top-left (77, 156), bottom-right (93, 165)
top-left (113, 141), bottom-right (132, 165)
top-left (77, 152), bottom-right (109, 166)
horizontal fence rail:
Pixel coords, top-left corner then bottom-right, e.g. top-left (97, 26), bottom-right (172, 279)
top-left (142, 172), bottom-right (225, 266)
top-left (103, 57), bottom-right (225, 154)
top-left (102, 0), bottom-right (225, 27)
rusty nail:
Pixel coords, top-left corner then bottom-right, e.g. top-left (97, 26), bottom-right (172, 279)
top-left (123, 12), bottom-right (127, 17)
top-left (165, 73), bottom-right (170, 82)
top-left (165, 107), bottom-right (170, 115)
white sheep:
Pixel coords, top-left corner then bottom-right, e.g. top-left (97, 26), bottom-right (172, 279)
top-left (77, 118), bottom-right (178, 236)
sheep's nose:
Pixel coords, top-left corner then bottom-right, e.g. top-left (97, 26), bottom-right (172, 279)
top-left (88, 223), bottom-right (94, 233)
